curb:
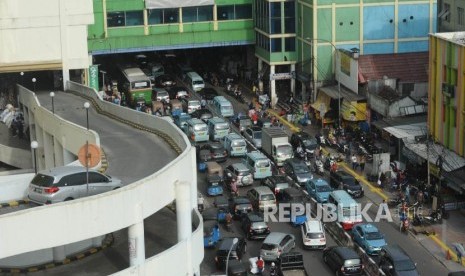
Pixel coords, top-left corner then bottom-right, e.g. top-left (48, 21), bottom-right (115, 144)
top-left (265, 109), bottom-right (301, 133)
top-left (0, 233), bottom-right (114, 274)
top-left (0, 199), bottom-right (29, 208)
top-left (97, 148), bottom-right (109, 174)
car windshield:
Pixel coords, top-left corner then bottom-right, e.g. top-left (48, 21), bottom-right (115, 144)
top-left (232, 140), bottom-right (246, 147)
top-left (303, 139), bottom-right (317, 149)
top-left (344, 259), bottom-right (361, 266)
top-left (249, 213), bottom-right (264, 222)
top-left (261, 244), bottom-right (277, 251)
top-left (277, 145), bottom-right (293, 155)
top-left (215, 123), bottom-right (229, 130)
top-left (288, 194), bottom-right (304, 202)
top-left (189, 101), bottom-right (200, 106)
top-left (235, 197), bottom-right (250, 204)
top-left (194, 124), bottom-right (207, 131)
top-left (253, 132), bottom-right (262, 139)
top-left (307, 232), bottom-right (324, 239)
top-left (294, 165), bottom-right (310, 174)
top-left (365, 232), bottom-right (383, 240)
top-left (193, 80), bottom-right (204, 85)
top-left (30, 174), bottom-right (54, 187)
top-left (256, 160), bottom-right (270, 168)
top-left (342, 207), bottom-right (359, 217)
top-left (342, 177), bottom-right (357, 186)
top-left (222, 106), bottom-right (232, 111)
top-left (394, 260), bottom-right (416, 271)
top-left (316, 185), bottom-right (331, 192)
top-left (158, 91), bottom-right (168, 97)
top-left (237, 169), bottom-right (250, 175)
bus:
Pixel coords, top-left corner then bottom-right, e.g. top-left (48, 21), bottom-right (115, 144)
top-left (118, 66), bottom-right (152, 107)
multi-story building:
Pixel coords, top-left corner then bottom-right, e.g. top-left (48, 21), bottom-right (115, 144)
top-left (438, 0), bottom-right (465, 32)
top-left (429, 32), bottom-right (465, 156)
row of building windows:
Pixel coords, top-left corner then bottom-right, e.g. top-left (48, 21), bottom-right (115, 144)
top-left (254, 0), bottom-right (295, 34)
top-left (107, 4), bottom-right (252, 27)
top-left (256, 33), bottom-right (296, 52)
top-left (442, 3), bottom-right (464, 25)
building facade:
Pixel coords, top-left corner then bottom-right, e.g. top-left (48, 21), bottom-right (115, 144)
top-left (438, 0), bottom-right (465, 32)
top-left (429, 32), bottom-right (465, 157)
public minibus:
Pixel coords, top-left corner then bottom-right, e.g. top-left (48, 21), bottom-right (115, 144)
top-left (223, 133), bottom-right (247, 157)
top-left (186, 118), bottom-right (209, 143)
top-left (327, 190), bottom-right (363, 230)
top-left (213, 96), bottom-right (234, 117)
top-left (243, 151), bottom-right (272, 180)
top-left (185, 71), bottom-right (205, 92)
top-left (207, 117), bottom-right (230, 141)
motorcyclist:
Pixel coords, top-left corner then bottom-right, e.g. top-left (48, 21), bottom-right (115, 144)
top-left (200, 97), bottom-right (207, 109)
top-left (270, 262), bottom-right (277, 276)
top-left (230, 177), bottom-right (239, 197)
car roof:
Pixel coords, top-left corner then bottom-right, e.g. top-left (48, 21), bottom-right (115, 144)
top-left (253, 186), bottom-right (273, 194)
top-left (282, 187), bottom-right (302, 196)
top-left (311, 178), bottom-right (330, 186)
top-left (334, 247), bottom-right (360, 259)
top-left (218, 237), bottom-right (242, 251)
top-left (286, 158), bottom-right (306, 166)
top-left (333, 170), bottom-right (354, 178)
top-left (270, 175), bottom-right (288, 182)
top-left (294, 131), bottom-right (310, 138)
top-left (264, 232), bottom-right (287, 243)
top-left (246, 212), bottom-right (264, 221)
top-left (232, 163), bottom-right (248, 170)
top-left (38, 166), bottom-right (89, 177)
top-left (358, 223), bottom-right (380, 233)
top-left (249, 126), bottom-right (262, 132)
top-left (382, 245), bottom-right (411, 261)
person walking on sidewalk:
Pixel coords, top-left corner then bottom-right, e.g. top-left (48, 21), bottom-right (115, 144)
top-left (351, 154), bottom-right (358, 170)
top-left (359, 155), bottom-right (366, 172)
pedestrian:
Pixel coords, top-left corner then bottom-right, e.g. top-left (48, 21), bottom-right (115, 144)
top-left (351, 154), bottom-right (358, 170)
top-left (359, 155), bottom-right (366, 172)
top-left (225, 212), bottom-right (232, 232)
top-left (405, 184), bottom-right (410, 204)
top-left (288, 94), bottom-right (294, 105)
top-left (256, 256), bottom-right (264, 274)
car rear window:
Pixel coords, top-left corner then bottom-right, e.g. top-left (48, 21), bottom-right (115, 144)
top-left (215, 123), bottom-right (229, 130)
top-left (261, 243), bottom-right (277, 250)
top-left (194, 124), bottom-right (207, 131)
top-left (30, 174), bottom-right (54, 187)
top-left (306, 232), bottom-right (324, 239)
top-left (256, 160), bottom-right (270, 168)
top-left (344, 259), bottom-right (361, 266)
top-left (260, 194), bottom-right (275, 201)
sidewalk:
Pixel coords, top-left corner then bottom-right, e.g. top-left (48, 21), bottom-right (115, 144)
top-left (237, 81), bottom-right (465, 273)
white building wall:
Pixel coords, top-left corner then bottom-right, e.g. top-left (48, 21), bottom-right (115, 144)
top-left (0, 0), bottom-right (93, 71)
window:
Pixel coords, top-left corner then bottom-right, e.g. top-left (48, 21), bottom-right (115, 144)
top-left (182, 6), bottom-right (213, 22)
top-left (285, 37), bottom-right (296, 51)
top-left (271, 38), bottom-right (282, 52)
top-left (445, 3), bottom-right (451, 22)
top-left (235, 4), bottom-right (252, 19)
top-left (148, 8), bottom-right (179, 24)
top-left (107, 11), bottom-right (143, 27)
top-left (218, 5), bottom-right (234, 20)
top-left (270, 2), bottom-right (282, 34)
top-left (284, 1), bottom-right (295, 33)
top-left (459, 7), bottom-right (464, 25)
top-left (89, 172), bottom-right (107, 183)
top-left (217, 4), bottom-right (252, 20)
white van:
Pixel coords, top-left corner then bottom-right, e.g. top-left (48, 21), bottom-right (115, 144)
top-left (185, 71), bottom-right (205, 92)
top-left (213, 96), bottom-right (234, 117)
top-left (301, 219), bottom-right (326, 249)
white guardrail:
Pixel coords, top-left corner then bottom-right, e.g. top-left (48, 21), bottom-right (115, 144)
top-left (0, 83), bottom-right (203, 275)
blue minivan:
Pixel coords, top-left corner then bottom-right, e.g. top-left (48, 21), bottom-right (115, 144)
top-left (305, 178), bottom-right (333, 203)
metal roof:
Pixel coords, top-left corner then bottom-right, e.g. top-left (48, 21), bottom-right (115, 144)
top-left (383, 122), bottom-right (426, 139)
top-left (404, 140), bottom-right (465, 172)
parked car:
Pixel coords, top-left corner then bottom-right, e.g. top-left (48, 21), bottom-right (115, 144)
top-left (190, 108), bottom-right (213, 122)
top-left (379, 245), bottom-right (419, 276)
top-left (198, 87), bottom-right (219, 101)
top-left (154, 74), bottom-right (176, 88)
top-left (224, 163), bottom-right (254, 187)
top-left (329, 170), bottom-right (364, 198)
top-left (260, 232), bottom-right (296, 261)
top-left (282, 158), bottom-right (313, 186)
top-left (305, 178), bottom-right (332, 203)
top-left (240, 212), bottom-right (270, 240)
top-left (215, 237), bottom-right (247, 269)
top-left (323, 246), bottom-right (364, 275)
top-left (261, 175), bottom-right (291, 199)
top-left (352, 223), bottom-right (387, 255)
top-left (168, 86), bottom-right (189, 99)
top-left (229, 196), bottom-right (253, 218)
top-left (27, 166), bottom-right (122, 205)
top-left (196, 142), bottom-right (228, 163)
top-left (243, 126), bottom-right (262, 149)
top-left (181, 99), bottom-right (201, 114)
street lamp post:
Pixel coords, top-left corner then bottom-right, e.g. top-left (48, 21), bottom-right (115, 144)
top-left (50, 92), bottom-right (55, 114)
top-left (100, 70), bottom-right (107, 92)
top-left (83, 102), bottom-right (91, 195)
top-left (32, 78), bottom-right (37, 92)
top-left (225, 238), bottom-right (238, 275)
top-left (31, 141), bottom-right (38, 174)
top-left (304, 37), bottom-right (341, 128)
top-left (84, 102), bottom-right (90, 130)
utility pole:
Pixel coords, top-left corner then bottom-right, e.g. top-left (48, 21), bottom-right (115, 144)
top-left (427, 130), bottom-right (430, 191)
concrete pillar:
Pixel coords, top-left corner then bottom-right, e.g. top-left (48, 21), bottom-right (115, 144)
top-left (52, 246), bottom-right (66, 262)
top-left (63, 148), bottom-right (74, 165)
top-left (291, 64), bottom-right (296, 96)
top-left (258, 59), bottom-right (264, 93)
top-left (58, 0), bottom-right (70, 91)
top-left (270, 66), bottom-right (277, 108)
top-left (35, 122), bottom-right (44, 171)
top-left (190, 149), bottom-right (198, 210)
top-left (54, 138), bottom-right (64, 166)
top-left (43, 132), bottom-right (54, 169)
top-left (176, 181), bottom-right (192, 275)
top-left (128, 203), bottom-right (145, 268)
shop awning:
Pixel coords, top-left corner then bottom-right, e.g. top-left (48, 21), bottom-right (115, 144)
top-left (311, 92), bottom-right (331, 114)
top-left (341, 100), bottom-right (366, 121)
top-left (384, 123), bottom-right (426, 139)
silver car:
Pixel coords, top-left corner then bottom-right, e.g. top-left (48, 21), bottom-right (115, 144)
top-left (260, 232), bottom-right (296, 261)
top-left (155, 88), bottom-right (170, 104)
top-left (243, 126), bottom-right (262, 149)
top-left (27, 166), bottom-right (122, 205)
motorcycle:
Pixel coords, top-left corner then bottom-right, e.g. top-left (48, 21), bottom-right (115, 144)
top-left (234, 87), bottom-right (244, 103)
top-left (400, 217), bottom-right (410, 233)
top-left (314, 159), bottom-right (324, 175)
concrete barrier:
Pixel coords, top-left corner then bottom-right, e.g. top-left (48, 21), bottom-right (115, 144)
top-left (0, 144), bottom-right (31, 170)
